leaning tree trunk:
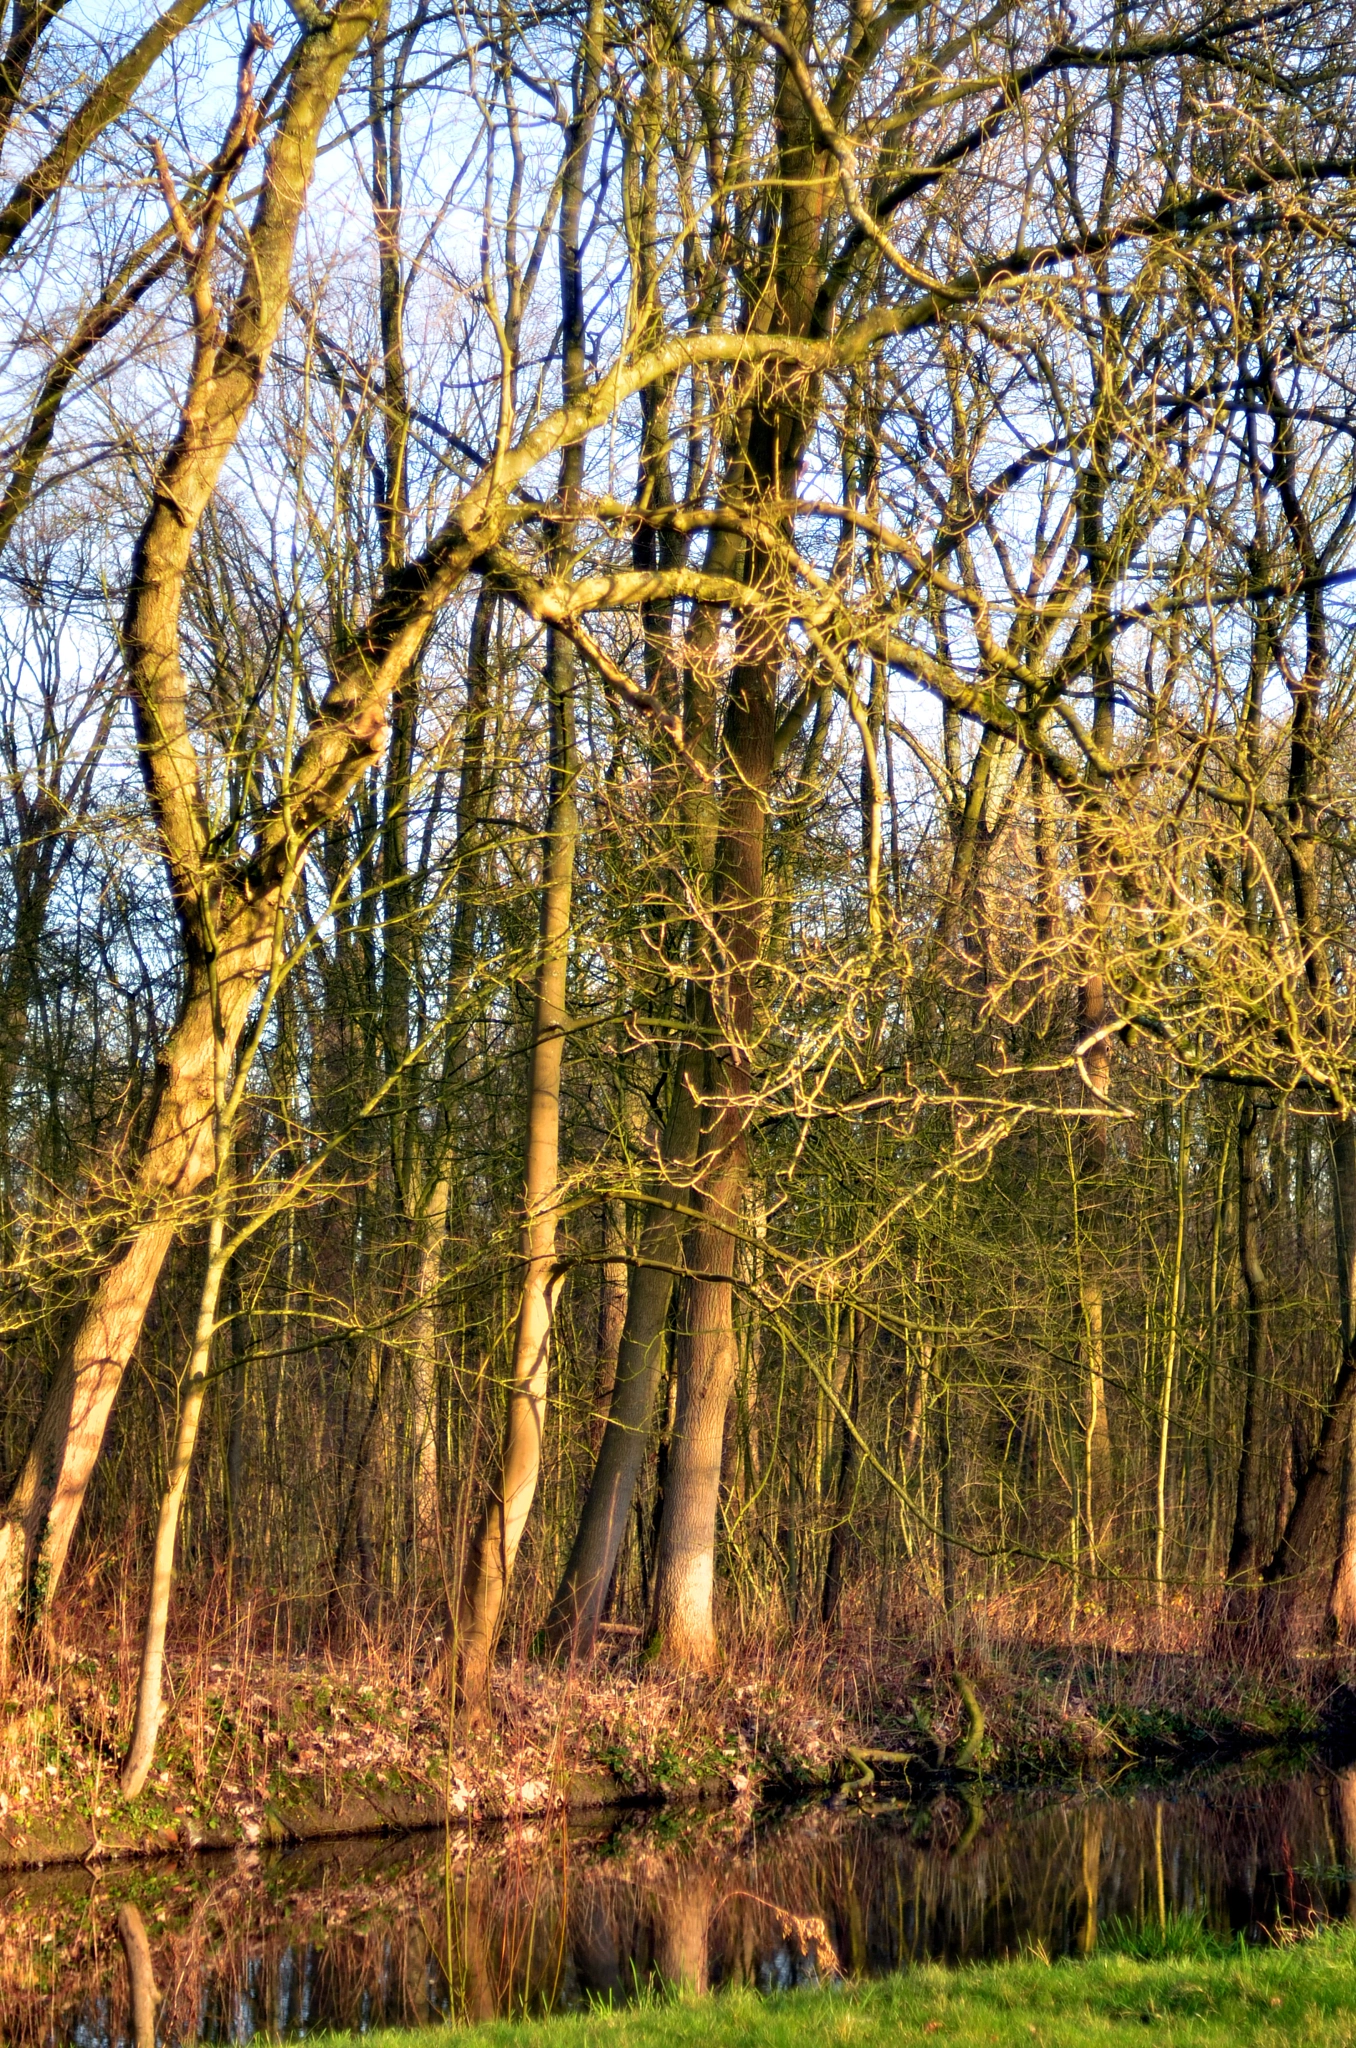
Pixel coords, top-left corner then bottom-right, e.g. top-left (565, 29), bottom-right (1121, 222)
top-left (542, 1067), bottom-right (699, 1656)
top-left (0, 4), bottom-right (374, 1655)
top-left (121, 1204), bottom-right (231, 1797)
top-left (0, 939), bottom-right (268, 1645)
top-left (1260, 1363), bottom-right (1356, 1637)
top-left (116, 1902), bottom-right (160, 2048)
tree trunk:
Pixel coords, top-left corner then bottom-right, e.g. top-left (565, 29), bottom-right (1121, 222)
top-left (648, 1145), bottom-right (743, 1672)
top-left (400, 584), bottom-right (496, 1551)
top-left (647, 633), bottom-right (774, 1670)
top-left (1076, 972), bottom-right (1114, 1567)
top-left (1256, 359), bottom-right (1351, 1638)
top-left (0, 3), bottom-right (373, 1647)
top-left (1225, 1095), bottom-right (1268, 1598)
top-left (1330, 1420), bottom-right (1356, 1642)
top-left (0, 950), bottom-right (266, 1640)
top-left (822, 1312), bottom-right (866, 1628)
top-left (453, 0), bottom-right (602, 1709)
top-left (116, 1903), bottom-right (160, 2048)
top-left (454, 708), bottom-right (576, 1703)
top-left (121, 1212), bottom-right (230, 1797)
top-left (224, 1269), bottom-right (247, 1584)
top-left (1328, 1117), bottom-right (1356, 1637)
top-left (1153, 1092), bottom-right (1188, 1608)
top-left (592, 1198), bottom-right (627, 1452)
top-left (1260, 1356), bottom-right (1356, 1634)
top-left (542, 1071), bottom-right (699, 1656)
top-left (403, 1217), bottom-right (444, 1544)
top-left (939, 1383), bottom-right (958, 1621)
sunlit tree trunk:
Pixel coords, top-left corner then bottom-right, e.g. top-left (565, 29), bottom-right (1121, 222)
top-left (454, 655), bottom-right (578, 1704)
top-left (0, 4), bottom-right (374, 1655)
top-left (648, 633), bottom-right (774, 1670)
top-left (455, 0), bottom-right (602, 1707)
top-left (0, 950), bottom-right (267, 1643)
top-left (121, 1206), bottom-right (231, 1796)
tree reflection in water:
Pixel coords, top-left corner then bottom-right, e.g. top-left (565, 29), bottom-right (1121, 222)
top-left (3, 1764), bottom-right (1352, 2045)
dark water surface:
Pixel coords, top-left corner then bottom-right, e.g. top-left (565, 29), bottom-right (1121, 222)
top-left (5, 1760), bottom-right (1355, 2044)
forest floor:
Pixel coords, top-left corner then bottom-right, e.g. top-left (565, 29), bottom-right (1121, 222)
top-left (307, 1925), bottom-right (1356, 2048)
top-left (1, 1584), bottom-right (1352, 1868)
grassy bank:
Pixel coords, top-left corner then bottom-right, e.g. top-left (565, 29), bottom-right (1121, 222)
top-left (317, 1928), bottom-right (1356, 2048)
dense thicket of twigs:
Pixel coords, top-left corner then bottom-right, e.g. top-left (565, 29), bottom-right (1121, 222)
top-left (1, 0), bottom-right (1356, 1741)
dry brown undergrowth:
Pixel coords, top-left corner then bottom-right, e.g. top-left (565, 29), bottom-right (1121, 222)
top-left (0, 1572), bottom-right (1342, 1852)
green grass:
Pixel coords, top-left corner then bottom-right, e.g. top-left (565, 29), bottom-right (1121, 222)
top-left (315, 1925), bottom-right (1356, 2048)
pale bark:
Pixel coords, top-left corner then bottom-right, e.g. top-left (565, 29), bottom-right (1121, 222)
top-left (0, 957), bottom-right (265, 1634)
top-left (454, 663), bottom-right (576, 1702)
top-left (116, 1902), bottom-right (160, 2048)
top-left (121, 1211), bottom-right (230, 1797)
top-left (403, 1218), bottom-right (444, 1538)
top-left (401, 585), bottom-right (497, 1544)
top-left (1153, 1094), bottom-right (1188, 1608)
top-left (649, 1162), bottom-right (743, 1671)
top-left (648, 630), bottom-right (775, 1669)
top-left (653, 1875), bottom-right (712, 1994)
top-left (1077, 1809), bottom-right (1103, 1955)
top-left (938, 1383), bottom-right (958, 1621)
top-left (540, 481), bottom-right (739, 1659)
top-left (1076, 972), bottom-right (1114, 1565)
top-left (1071, 393), bottom-right (1121, 1573)
top-left (646, 0), bottom-right (822, 1667)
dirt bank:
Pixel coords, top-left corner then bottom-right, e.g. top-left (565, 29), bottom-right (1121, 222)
top-left (0, 1618), bottom-right (1348, 1872)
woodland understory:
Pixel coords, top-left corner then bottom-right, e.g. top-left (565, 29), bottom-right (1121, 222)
top-left (7, 0), bottom-right (1356, 1834)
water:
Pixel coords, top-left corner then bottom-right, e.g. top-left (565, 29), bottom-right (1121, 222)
top-left (4, 1760), bottom-right (1354, 2044)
